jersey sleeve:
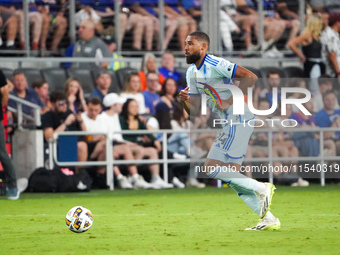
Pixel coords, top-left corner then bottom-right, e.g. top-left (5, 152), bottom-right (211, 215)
top-left (186, 67), bottom-right (200, 96)
top-left (214, 59), bottom-right (238, 79)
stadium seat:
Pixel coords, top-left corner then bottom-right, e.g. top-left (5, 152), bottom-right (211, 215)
top-left (115, 67), bottom-right (138, 90)
top-left (14, 68), bottom-right (43, 87)
top-left (41, 68), bottom-right (68, 93)
top-left (1, 68), bottom-right (13, 80)
top-left (104, 69), bottom-right (121, 94)
top-left (66, 68), bottom-right (96, 97)
top-left (284, 66), bottom-right (304, 78)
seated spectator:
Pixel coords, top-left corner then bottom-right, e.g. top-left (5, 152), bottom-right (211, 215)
top-left (35, 0), bottom-right (68, 52)
top-left (90, 70), bottom-right (112, 108)
top-left (119, 99), bottom-right (174, 188)
top-left (159, 78), bottom-right (179, 109)
top-left (120, 73), bottom-right (148, 114)
top-left (288, 15), bottom-right (325, 80)
top-left (41, 91), bottom-right (88, 173)
top-left (97, 93), bottom-right (154, 189)
top-left (254, 71), bottom-right (281, 107)
top-left (164, 0), bottom-right (197, 51)
top-left (31, 79), bottom-right (51, 114)
top-left (64, 78), bottom-right (88, 113)
top-left (182, 0), bottom-right (202, 29)
top-left (75, 3), bottom-right (105, 34)
top-left (286, 78), bottom-right (307, 113)
top-left (80, 96), bottom-right (152, 189)
top-left (142, 72), bottom-right (161, 115)
top-left (313, 74), bottom-right (339, 112)
top-left (321, 13), bottom-right (340, 80)
top-left (123, 0), bottom-right (178, 50)
top-left (1, 1), bottom-right (43, 50)
top-left (72, 20), bottom-right (112, 69)
top-left (315, 90), bottom-right (340, 155)
top-left (0, 6), bottom-right (18, 49)
top-left (159, 51), bottom-right (186, 89)
top-left (7, 71), bottom-right (44, 123)
top-left (139, 53), bottom-right (165, 91)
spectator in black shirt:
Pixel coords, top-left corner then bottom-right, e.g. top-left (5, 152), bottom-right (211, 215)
top-left (41, 91), bottom-right (88, 173)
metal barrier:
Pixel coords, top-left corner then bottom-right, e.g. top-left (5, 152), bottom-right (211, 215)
top-left (7, 94), bottom-right (41, 129)
top-left (49, 127), bottom-right (340, 190)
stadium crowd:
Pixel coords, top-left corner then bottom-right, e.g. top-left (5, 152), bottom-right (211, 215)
top-left (1, 0), bottom-right (340, 195)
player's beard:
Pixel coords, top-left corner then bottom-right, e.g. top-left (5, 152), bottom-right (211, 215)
top-left (185, 51), bottom-right (201, 64)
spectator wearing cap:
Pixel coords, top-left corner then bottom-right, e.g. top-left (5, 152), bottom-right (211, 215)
top-left (72, 20), bottom-right (111, 69)
top-left (321, 13), bottom-right (340, 81)
top-left (90, 70), bottom-right (112, 110)
top-left (102, 35), bottom-right (125, 71)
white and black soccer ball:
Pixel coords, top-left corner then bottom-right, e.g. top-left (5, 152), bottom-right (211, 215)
top-left (65, 206), bottom-right (93, 233)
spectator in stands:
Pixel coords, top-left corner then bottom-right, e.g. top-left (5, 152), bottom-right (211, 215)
top-left (41, 91), bottom-right (88, 173)
top-left (315, 90), bottom-right (340, 155)
top-left (120, 72), bottom-right (148, 114)
top-left (219, 0), bottom-right (257, 52)
top-left (7, 71), bottom-right (44, 120)
top-left (142, 72), bottom-right (161, 115)
top-left (123, 0), bottom-right (178, 50)
top-left (159, 51), bottom-right (186, 89)
top-left (159, 78), bottom-right (179, 109)
top-left (182, 0), bottom-right (202, 29)
top-left (164, 0), bottom-right (197, 51)
top-left (0, 70), bottom-right (21, 200)
top-left (254, 71), bottom-right (281, 107)
top-left (35, 0), bottom-right (68, 53)
top-left (288, 15), bottom-right (325, 80)
top-left (139, 53), bottom-right (165, 91)
top-left (75, 3), bottom-right (105, 34)
top-left (0, 6), bottom-right (18, 49)
top-left (286, 78), bottom-right (307, 113)
top-left (102, 34), bottom-right (125, 71)
top-left (90, 70), bottom-right (112, 107)
top-left (1, 1), bottom-right (43, 50)
top-left (313, 74), bottom-right (339, 112)
top-left (120, 98), bottom-right (174, 188)
top-left (80, 96), bottom-right (151, 189)
top-left (32, 79), bottom-right (51, 114)
top-left (97, 93), bottom-right (154, 189)
top-left (72, 20), bottom-right (111, 69)
top-left (64, 78), bottom-right (88, 114)
top-left (321, 13), bottom-right (340, 81)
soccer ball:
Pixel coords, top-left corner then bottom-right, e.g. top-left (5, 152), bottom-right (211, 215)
top-left (65, 206), bottom-right (93, 233)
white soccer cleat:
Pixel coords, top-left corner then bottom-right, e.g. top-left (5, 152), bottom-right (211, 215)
top-left (151, 175), bottom-right (174, 189)
top-left (118, 176), bottom-right (133, 189)
top-left (258, 183), bottom-right (276, 219)
top-left (133, 175), bottom-right (154, 189)
top-left (245, 218), bottom-right (281, 231)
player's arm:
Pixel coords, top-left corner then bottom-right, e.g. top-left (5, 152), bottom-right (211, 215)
top-left (179, 87), bottom-right (201, 116)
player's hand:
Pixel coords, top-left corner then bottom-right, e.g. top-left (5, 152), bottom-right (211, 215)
top-left (179, 87), bottom-right (189, 102)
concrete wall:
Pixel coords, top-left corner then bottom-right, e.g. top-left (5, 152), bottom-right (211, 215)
top-left (12, 130), bottom-right (44, 179)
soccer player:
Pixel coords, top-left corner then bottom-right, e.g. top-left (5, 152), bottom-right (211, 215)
top-left (179, 31), bottom-right (281, 230)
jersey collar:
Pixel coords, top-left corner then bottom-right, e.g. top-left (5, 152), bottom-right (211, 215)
top-left (197, 54), bottom-right (207, 71)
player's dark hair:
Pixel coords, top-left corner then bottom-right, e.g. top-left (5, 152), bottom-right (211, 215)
top-left (50, 91), bottom-right (66, 103)
top-left (88, 96), bottom-right (102, 106)
top-left (189, 31), bottom-right (210, 47)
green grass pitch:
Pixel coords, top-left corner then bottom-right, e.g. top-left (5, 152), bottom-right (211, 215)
top-left (1, 185), bottom-right (340, 255)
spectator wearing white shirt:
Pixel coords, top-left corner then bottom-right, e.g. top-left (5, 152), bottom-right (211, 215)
top-left (321, 13), bottom-right (340, 80)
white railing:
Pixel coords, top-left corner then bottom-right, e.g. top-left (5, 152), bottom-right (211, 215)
top-left (7, 94), bottom-right (41, 128)
top-left (48, 127), bottom-right (340, 190)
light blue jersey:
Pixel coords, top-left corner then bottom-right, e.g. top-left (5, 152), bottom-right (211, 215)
top-left (186, 54), bottom-right (254, 162)
top-left (187, 54), bottom-right (254, 122)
